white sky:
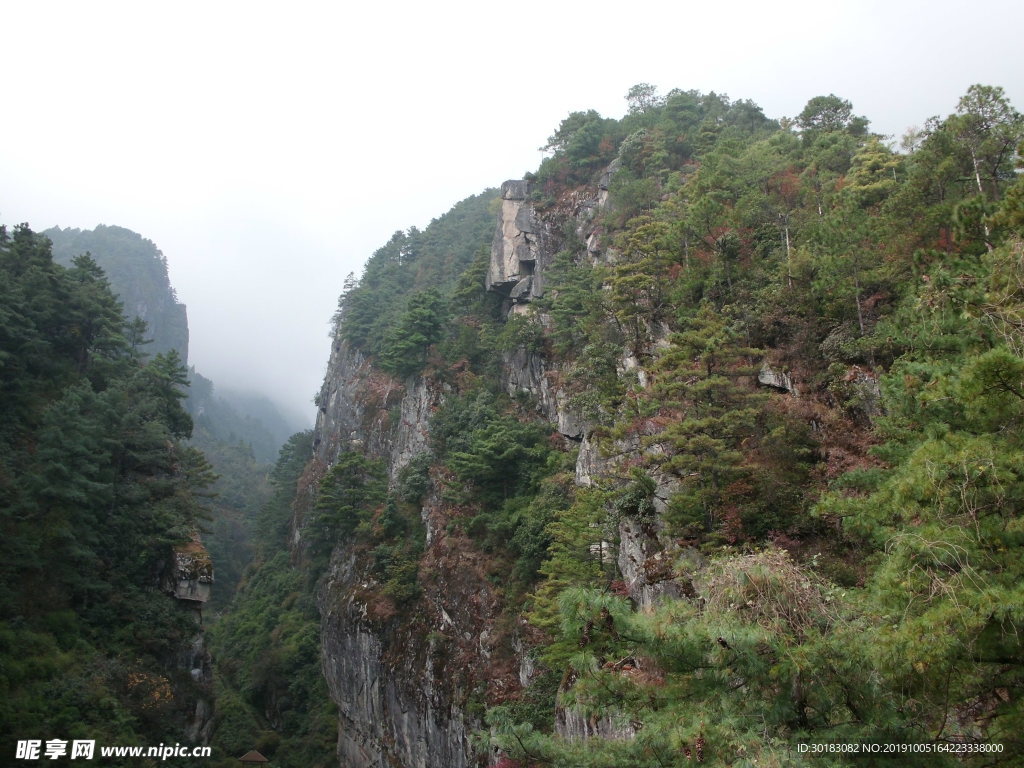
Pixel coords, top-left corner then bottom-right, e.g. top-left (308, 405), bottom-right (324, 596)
top-left (2, 0), bottom-right (1022, 426)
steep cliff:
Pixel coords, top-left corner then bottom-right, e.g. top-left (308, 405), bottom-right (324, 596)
top-left (0, 223), bottom-right (217, 758)
top-left (308, 340), bottom-right (494, 767)
top-left (303, 170), bottom-right (671, 765)
top-left (46, 224), bottom-right (190, 362)
top-left (161, 540), bottom-right (216, 745)
top-left (301, 84), bottom-right (1024, 766)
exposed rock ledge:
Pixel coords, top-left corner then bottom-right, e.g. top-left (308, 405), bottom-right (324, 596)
top-left (486, 180), bottom-right (550, 304)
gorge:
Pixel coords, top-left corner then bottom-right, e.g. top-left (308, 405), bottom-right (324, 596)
top-left (3, 83), bottom-right (1024, 767)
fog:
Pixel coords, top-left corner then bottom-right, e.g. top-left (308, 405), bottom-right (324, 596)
top-left (2, 0), bottom-right (1022, 425)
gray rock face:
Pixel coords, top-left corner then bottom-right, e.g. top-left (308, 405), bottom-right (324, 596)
top-left (502, 179), bottom-right (531, 200)
top-left (313, 340), bottom-right (373, 465)
top-left (501, 347), bottom-right (555, 419)
top-left (390, 379), bottom-right (437, 477)
top-left (557, 706), bottom-right (637, 741)
top-left (500, 347), bottom-right (587, 440)
top-left (486, 167), bottom-right (619, 310)
top-left (485, 181), bottom-right (550, 302)
top-left (320, 554), bottom-right (475, 768)
top-left (310, 338), bottom-right (496, 767)
top-left (313, 339), bottom-right (438, 480)
top-left (182, 632), bottom-right (214, 744)
top-left (162, 542), bottom-right (214, 603)
top-left (153, 547), bottom-right (214, 747)
top-left (759, 362), bottom-right (799, 396)
top-left (617, 517), bottom-right (693, 610)
top-left (509, 276), bottom-right (534, 300)
top-left (311, 161), bottom-right (676, 766)
top-left (845, 366), bottom-right (884, 422)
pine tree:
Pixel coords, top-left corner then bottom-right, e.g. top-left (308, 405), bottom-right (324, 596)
top-left (644, 303), bottom-right (764, 538)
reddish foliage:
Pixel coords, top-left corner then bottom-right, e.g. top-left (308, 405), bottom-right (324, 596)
top-left (609, 579), bottom-right (630, 597)
top-left (365, 594), bottom-right (397, 623)
top-left (768, 530), bottom-right (800, 551)
top-left (292, 458), bottom-right (328, 526)
top-left (359, 369), bottom-right (404, 409)
top-left (769, 167), bottom-right (802, 208)
top-left (718, 506), bottom-right (744, 545)
top-left (935, 227), bottom-right (955, 252)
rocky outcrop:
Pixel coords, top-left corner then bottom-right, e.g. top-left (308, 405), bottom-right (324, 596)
top-left (162, 539), bottom-right (214, 603)
top-left (310, 338), bottom-right (513, 767)
top-left (324, 621), bottom-right (474, 768)
top-left (486, 181), bottom-right (551, 304)
top-left (182, 633), bottom-right (214, 744)
top-left (156, 537), bottom-right (214, 746)
top-left (313, 487), bottom-right (530, 768)
top-left (310, 164), bottom-right (690, 766)
top-left (320, 550), bottom-right (479, 768)
top-left (556, 706), bottom-right (638, 741)
top-left (313, 341), bottom-right (374, 465)
top-left (488, 174), bottom-right (695, 624)
top-left (500, 348), bottom-right (586, 440)
top-left (313, 339), bottom-right (439, 480)
top-left (843, 365), bottom-right (884, 422)
top-left (758, 362), bottom-right (799, 396)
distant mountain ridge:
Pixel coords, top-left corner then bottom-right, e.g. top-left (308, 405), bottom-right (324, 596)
top-left (43, 223), bottom-right (303, 459)
top-left (45, 224), bottom-right (190, 362)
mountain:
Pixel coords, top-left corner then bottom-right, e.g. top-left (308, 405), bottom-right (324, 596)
top-left (13, 82), bottom-right (1020, 768)
top-left (223, 84), bottom-right (1024, 767)
top-left (45, 224), bottom-right (189, 362)
top-left (0, 224), bottom-right (215, 759)
top-left (44, 224), bottom-right (302, 462)
top-left (187, 371), bottom-right (300, 464)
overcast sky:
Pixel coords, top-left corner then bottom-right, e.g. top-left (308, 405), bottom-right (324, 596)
top-left (2, 0), bottom-right (1022, 426)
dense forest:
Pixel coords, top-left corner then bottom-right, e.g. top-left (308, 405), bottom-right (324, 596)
top-left (3, 80), bottom-right (1023, 768)
top-left (295, 83), bottom-right (1024, 766)
top-left (0, 223), bottom-right (299, 765)
top-left (45, 225), bottom-right (190, 363)
top-left (0, 224), bottom-right (213, 765)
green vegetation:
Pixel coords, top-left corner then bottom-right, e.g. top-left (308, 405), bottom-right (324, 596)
top-left (7, 79), bottom-right (1023, 768)
top-left (187, 371), bottom-right (298, 464)
top-left (481, 84), bottom-right (1024, 766)
top-left (430, 388), bottom-right (567, 589)
top-left (333, 190), bottom-right (497, 364)
top-left (45, 224), bottom-right (189, 361)
top-left (45, 225), bottom-right (290, 614)
top-left (206, 431), bottom-right (340, 768)
top-left (0, 225), bottom-right (213, 765)
top-left (329, 83), bottom-right (1024, 766)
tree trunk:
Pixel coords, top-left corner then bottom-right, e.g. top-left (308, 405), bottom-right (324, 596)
top-left (970, 148), bottom-right (994, 252)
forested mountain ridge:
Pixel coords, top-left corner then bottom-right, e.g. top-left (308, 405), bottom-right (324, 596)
top-left (45, 224), bottom-right (189, 362)
top-left (37, 222), bottom-right (298, 616)
top-left (4, 80), bottom-right (1023, 768)
top-left (44, 222), bottom-right (298, 465)
top-left (0, 224), bottom-right (214, 765)
top-left (0, 221), bottom-right (301, 766)
top-left (286, 83), bottom-right (1024, 767)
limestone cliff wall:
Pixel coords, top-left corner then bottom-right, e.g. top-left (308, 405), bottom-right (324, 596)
top-left (44, 225), bottom-right (190, 363)
top-left (485, 180), bottom-right (550, 304)
top-left (156, 540), bottom-right (215, 745)
top-left (308, 340), bottom-right (500, 766)
top-left (320, 550), bottom-right (477, 768)
top-left (305, 168), bottom-right (698, 766)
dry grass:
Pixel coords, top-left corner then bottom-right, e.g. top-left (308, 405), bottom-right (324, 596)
top-left (696, 549), bottom-right (838, 638)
